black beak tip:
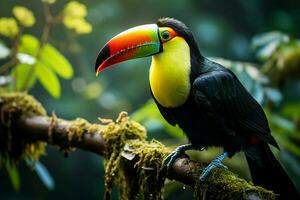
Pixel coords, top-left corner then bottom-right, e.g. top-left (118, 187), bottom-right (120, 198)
top-left (95, 44), bottom-right (110, 73)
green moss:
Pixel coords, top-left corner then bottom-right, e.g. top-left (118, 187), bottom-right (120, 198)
top-left (102, 112), bottom-right (171, 200)
top-left (46, 116), bottom-right (105, 156)
top-left (66, 117), bottom-right (104, 142)
top-left (0, 92), bottom-right (47, 163)
top-left (194, 168), bottom-right (275, 200)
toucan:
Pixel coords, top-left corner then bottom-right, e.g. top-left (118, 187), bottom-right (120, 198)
top-left (95, 18), bottom-right (299, 199)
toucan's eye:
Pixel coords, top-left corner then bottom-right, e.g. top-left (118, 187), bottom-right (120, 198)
top-left (161, 31), bottom-right (171, 41)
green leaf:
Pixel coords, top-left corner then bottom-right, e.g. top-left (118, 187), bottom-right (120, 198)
top-left (11, 63), bottom-right (37, 91)
top-left (41, 43), bottom-right (74, 79)
top-left (6, 162), bottom-right (20, 191)
top-left (36, 62), bottom-right (60, 98)
top-left (19, 34), bottom-right (39, 55)
top-left (19, 35), bottom-right (73, 80)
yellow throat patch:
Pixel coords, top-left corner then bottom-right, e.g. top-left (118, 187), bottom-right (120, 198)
top-left (150, 37), bottom-right (191, 108)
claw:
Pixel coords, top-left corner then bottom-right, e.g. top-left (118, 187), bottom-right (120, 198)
top-left (164, 144), bottom-right (206, 176)
top-left (164, 144), bottom-right (193, 172)
top-left (200, 151), bottom-right (228, 181)
top-left (164, 151), bottom-right (180, 170)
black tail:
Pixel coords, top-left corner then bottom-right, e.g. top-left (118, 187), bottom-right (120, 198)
top-left (245, 142), bottom-right (300, 199)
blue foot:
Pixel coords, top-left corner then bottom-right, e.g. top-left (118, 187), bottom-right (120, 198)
top-left (200, 152), bottom-right (228, 181)
top-left (164, 144), bottom-right (193, 171)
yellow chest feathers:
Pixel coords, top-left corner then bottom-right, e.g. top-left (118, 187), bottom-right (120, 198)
top-left (149, 37), bottom-right (191, 108)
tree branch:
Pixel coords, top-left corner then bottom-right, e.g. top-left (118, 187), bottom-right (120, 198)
top-left (17, 116), bottom-right (108, 156)
top-left (0, 93), bottom-right (275, 199)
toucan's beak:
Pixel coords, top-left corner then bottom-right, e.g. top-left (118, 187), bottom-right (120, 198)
top-left (95, 24), bottom-right (162, 76)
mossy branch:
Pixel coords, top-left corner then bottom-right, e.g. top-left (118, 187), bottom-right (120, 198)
top-left (0, 92), bottom-right (275, 200)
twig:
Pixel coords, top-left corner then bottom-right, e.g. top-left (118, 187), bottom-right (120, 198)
top-left (0, 59), bottom-right (18, 74)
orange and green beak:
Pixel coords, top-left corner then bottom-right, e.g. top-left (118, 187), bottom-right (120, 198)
top-left (95, 24), bottom-right (162, 76)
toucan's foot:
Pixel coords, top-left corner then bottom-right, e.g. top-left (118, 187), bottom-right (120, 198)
top-left (164, 144), bottom-right (205, 175)
top-left (164, 144), bottom-right (193, 172)
top-left (200, 151), bottom-right (228, 181)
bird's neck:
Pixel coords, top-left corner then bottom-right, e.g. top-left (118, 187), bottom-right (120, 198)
top-left (149, 37), bottom-right (191, 108)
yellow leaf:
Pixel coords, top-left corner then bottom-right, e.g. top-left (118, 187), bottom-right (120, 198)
top-left (63, 1), bottom-right (92, 34)
top-left (63, 1), bottom-right (87, 19)
top-left (0, 18), bottom-right (19, 38)
top-left (13, 6), bottom-right (35, 27)
top-left (19, 34), bottom-right (40, 55)
top-left (74, 19), bottom-right (92, 34)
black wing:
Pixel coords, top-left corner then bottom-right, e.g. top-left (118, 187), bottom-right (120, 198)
top-left (192, 69), bottom-right (279, 148)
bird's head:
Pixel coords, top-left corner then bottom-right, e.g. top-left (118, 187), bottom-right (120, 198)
top-left (95, 18), bottom-right (200, 76)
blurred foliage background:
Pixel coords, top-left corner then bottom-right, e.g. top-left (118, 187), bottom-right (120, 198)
top-left (0, 0), bottom-right (300, 199)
